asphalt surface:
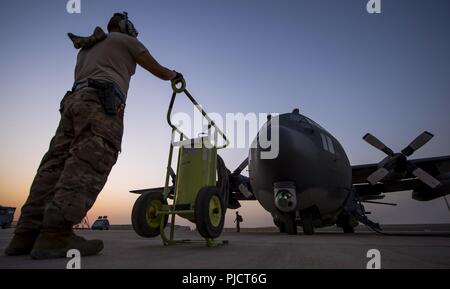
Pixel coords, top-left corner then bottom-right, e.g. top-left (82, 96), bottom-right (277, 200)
top-left (1, 227), bottom-right (450, 269)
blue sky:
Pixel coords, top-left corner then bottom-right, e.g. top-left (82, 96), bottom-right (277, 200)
top-left (1, 0), bottom-right (450, 226)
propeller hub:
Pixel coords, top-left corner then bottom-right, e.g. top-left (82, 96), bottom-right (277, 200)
top-left (363, 131), bottom-right (439, 188)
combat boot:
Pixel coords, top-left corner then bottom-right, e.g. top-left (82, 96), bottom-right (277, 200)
top-left (30, 229), bottom-right (103, 260)
top-left (4, 230), bottom-right (40, 256)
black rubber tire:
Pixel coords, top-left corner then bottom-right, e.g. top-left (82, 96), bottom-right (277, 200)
top-left (216, 155), bottom-right (230, 213)
top-left (279, 223), bottom-right (286, 233)
top-left (132, 192), bottom-right (168, 238)
top-left (301, 213), bottom-right (315, 235)
top-left (284, 214), bottom-right (298, 235)
top-left (342, 224), bottom-right (355, 234)
top-left (195, 186), bottom-right (225, 239)
top-left (273, 215), bottom-right (286, 233)
top-left (337, 213), bottom-right (356, 234)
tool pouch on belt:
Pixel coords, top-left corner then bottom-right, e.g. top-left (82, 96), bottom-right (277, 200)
top-left (100, 82), bottom-right (119, 115)
top-left (85, 79), bottom-right (124, 116)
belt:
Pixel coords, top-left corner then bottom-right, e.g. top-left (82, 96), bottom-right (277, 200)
top-left (72, 79), bottom-right (125, 104)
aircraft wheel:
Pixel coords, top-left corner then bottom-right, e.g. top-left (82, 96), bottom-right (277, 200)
top-left (342, 225), bottom-right (355, 234)
top-left (278, 223), bottom-right (286, 233)
top-left (132, 191), bottom-right (168, 238)
top-left (284, 213), bottom-right (297, 235)
top-left (337, 214), bottom-right (357, 234)
top-left (273, 216), bottom-right (286, 233)
top-left (195, 186), bottom-right (225, 239)
top-left (301, 211), bottom-right (315, 235)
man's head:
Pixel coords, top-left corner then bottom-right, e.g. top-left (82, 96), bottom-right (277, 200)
top-left (107, 12), bottom-right (138, 37)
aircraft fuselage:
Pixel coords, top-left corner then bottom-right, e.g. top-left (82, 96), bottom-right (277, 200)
top-left (248, 110), bottom-right (352, 231)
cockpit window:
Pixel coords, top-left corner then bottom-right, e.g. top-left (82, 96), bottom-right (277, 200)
top-left (304, 116), bottom-right (326, 131)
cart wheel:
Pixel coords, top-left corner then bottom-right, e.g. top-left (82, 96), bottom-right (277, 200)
top-left (195, 186), bottom-right (225, 239)
top-left (132, 192), bottom-right (168, 238)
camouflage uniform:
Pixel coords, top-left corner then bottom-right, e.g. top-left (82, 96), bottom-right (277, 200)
top-left (15, 88), bottom-right (123, 233)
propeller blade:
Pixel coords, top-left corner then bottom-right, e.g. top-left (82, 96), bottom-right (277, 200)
top-left (412, 167), bottom-right (441, 189)
top-left (367, 167), bottom-right (390, 185)
top-left (363, 133), bottom-right (394, 156)
top-left (233, 158), bottom-right (249, 175)
top-left (238, 184), bottom-right (253, 199)
top-left (401, 131), bottom-right (434, 156)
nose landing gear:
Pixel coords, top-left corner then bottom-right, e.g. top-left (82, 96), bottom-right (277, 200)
top-left (300, 210), bottom-right (315, 235)
top-left (273, 209), bottom-right (316, 235)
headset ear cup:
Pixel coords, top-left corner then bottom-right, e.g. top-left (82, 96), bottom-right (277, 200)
top-left (127, 21), bottom-right (138, 37)
top-left (113, 12), bottom-right (137, 37)
top-left (118, 19), bottom-right (127, 34)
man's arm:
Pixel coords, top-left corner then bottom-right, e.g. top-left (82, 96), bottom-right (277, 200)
top-left (136, 51), bottom-right (177, 80)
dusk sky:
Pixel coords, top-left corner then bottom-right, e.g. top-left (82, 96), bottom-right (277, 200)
top-left (1, 0), bottom-right (449, 228)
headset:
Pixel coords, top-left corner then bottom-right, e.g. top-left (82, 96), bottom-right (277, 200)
top-left (114, 11), bottom-right (138, 38)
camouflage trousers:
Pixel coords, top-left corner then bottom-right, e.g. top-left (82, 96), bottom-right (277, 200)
top-left (15, 88), bottom-right (123, 233)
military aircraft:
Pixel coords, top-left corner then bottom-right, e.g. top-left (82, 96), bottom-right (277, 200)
top-left (131, 108), bottom-right (450, 235)
top-left (225, 108), bottom-right (450, 235)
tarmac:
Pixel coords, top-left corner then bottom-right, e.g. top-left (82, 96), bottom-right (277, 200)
top-left (1, 225), bottom-right (450, 269)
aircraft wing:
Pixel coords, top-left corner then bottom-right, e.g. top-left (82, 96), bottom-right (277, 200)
top-left (352, 155), bottom-right (450, 198)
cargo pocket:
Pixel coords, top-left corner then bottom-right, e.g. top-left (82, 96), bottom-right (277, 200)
top-left (71, 134), bottom-right (119, 174)
top-left (59, 91), bottom-right (73, 114)
top-left (91, 118), bottom-right (124, 152)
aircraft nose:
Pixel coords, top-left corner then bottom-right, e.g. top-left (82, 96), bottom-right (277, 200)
top-left (250, 123), bottom-right (315, 181)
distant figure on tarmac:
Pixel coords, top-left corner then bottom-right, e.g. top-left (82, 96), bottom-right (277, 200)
top-left (5, 12), bottom-right (183, 259)
top-left (234, 211), bottom-right (243, 233)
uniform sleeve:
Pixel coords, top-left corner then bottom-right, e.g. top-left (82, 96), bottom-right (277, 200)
top-left (126, 36), bottom-right (148, 60)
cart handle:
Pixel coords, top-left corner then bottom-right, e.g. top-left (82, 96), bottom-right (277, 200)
top-left (171, 77), bottom-right (186, 94)
top-left (167, 79), bottom-right (229, 149)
